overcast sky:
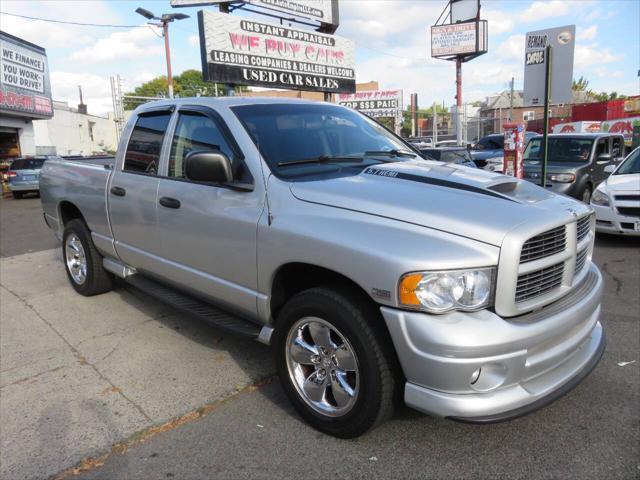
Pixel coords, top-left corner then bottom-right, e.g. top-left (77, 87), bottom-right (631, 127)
top-left (1, 0), bottom-right (638, 116)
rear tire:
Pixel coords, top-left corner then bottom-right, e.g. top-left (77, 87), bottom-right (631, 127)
top-left (62, 219), bottom-right (113, 296)
top-left (11, 191), bottom-right (23, 199)
top-left (274, 286), bottom-right (397, 438)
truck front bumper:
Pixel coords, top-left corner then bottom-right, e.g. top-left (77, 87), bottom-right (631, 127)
top-left (381, 264), bottom-right (604, 422)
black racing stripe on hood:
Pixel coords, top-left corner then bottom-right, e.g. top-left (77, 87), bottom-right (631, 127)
top-left (363, 167), bottom-right (516, 202)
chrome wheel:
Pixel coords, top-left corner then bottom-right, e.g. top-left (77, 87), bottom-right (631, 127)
top-left (65, 234), bottom-right (87, 285)
top-left (285, 317), bottom-right (359, 417)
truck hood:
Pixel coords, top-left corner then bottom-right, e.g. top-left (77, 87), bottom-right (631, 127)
top-left (289, 160), bottom-right (578, 247)
top-left (470, 150), bottom-right (502, 161)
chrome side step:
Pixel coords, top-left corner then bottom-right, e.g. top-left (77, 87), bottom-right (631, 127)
top-left (124, 275), bottom-right (262, 340)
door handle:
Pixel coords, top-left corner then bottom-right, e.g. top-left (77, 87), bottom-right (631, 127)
top-left (159, 197), bottom-right (181, 209)
top-left (110, 186), bottom-right (126, 196)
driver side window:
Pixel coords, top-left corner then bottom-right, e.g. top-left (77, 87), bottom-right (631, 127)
top-left (169, 112), bottom-right (237, 179)
top-left (595, 138), bottom-right (610, 157)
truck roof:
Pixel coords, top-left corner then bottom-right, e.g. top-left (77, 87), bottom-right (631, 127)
top-left (134, 96), bottom-right (330, 113)
top-left (544, 132), bottom-right (623, 139)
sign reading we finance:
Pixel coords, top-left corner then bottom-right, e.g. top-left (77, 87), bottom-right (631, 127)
top-left (198, 10), bottom-right (355, 93)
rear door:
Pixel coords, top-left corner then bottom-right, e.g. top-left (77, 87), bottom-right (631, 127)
top-left (154, 106), bottom-right (263, 318)
top-left (108, 108), bottom-right (173, 272)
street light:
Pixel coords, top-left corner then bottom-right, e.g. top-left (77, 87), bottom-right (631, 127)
top-left (135, 7), bottom-right (189, 99)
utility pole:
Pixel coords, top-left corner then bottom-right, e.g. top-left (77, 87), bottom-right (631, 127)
top-left (433, 101), bottom-right (438, 145)
top-left (136, 7), bottom-right (189, 99)
top-left (455, 58), bottom-right (463, 146)
top-left (509, 77), bottom-right (514, 122)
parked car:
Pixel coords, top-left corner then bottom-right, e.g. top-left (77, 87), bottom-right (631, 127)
top-left (523, 133), bottom-right (625, 202)
top-left (406, 136), bottom-right (433, 149)
top-left (40, 98), bottom-right (604, 438)
top-left (471, 132), bottom-right (538, 172)
top-left (591, 146), bottom-right (640, 235)
top-left (7, 156), bottom-right (58, 198)
top-left (420, 146), bottom-right (477, 168)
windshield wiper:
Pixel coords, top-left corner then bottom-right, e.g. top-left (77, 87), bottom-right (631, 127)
top-left (364, 149), bottom-right (417, 158)
top-left (277, 154), bottom-right (365, 167)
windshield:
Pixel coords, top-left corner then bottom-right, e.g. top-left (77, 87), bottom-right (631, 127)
top-left (474, 136), bottom-right (503, 150)
top-left (231, 103), bottom-right (413, 177)
top-left (421, 148), bottom-right (470, 163)
top-left (615, 148), bottom-right (640, 174)
top-left (524, 137), bottom-right (594, 163)
top-left (10, 158), bottom-right (46, 170)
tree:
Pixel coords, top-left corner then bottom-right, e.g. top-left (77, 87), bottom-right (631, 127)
top-left (123, 69), bottom-right (246, 110)
top-left (572, 76), bottom-right (590, 91)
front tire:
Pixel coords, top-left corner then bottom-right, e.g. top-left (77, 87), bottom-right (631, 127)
top-left (62, 219), bottom-right (113, 296)
top-left (580, 185), bottom-right (592, 204)
top-left (11, 191), bottom-right (23, 199)
top-left (274, 287), bottom-right (397, 438)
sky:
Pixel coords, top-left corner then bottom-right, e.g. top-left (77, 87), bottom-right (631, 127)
top-left (1, 0), bottom-right (638, 116)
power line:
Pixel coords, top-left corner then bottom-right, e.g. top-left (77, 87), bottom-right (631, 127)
top-left (0, 11), bottom-right (149, 28)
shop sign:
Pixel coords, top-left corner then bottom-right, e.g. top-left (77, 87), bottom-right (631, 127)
top-left (336, 90), bottom-right (403, 119)
top-left (0, 32), bottom-right (53, 118)
top-left (198, 10), bottom-right (355, 93)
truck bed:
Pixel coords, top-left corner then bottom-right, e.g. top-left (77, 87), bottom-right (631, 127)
top-left (40, 156), bottom-right (115, 243)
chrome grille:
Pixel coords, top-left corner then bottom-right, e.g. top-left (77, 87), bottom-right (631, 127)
top-left (520, 226), bottom-right (566, 263)
top-left (576, 215), bottom-right (591, 242)
top-left (516, 262), bottom-right (564, 303)
top-left (575, 249), bottom-right (588, 274)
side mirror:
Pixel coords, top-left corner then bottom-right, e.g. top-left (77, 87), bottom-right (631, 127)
top-left (185, 150), bottom-right (233, 183)
top-left (603, 164), bottom-right (616, 173)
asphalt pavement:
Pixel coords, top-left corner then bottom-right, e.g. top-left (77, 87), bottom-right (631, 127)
top-left (0, 195), bottom-right (638, 480)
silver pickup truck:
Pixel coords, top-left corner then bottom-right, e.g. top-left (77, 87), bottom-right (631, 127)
top-left (40, 98), bottom-right (604, 438)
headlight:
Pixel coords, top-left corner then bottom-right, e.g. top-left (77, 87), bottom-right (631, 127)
top-left (399, 268), bottom-right (494, 314)
top-left (548, 173), bottom-right (575, 183)
top-left (591, 188), bottom-right (609, 206)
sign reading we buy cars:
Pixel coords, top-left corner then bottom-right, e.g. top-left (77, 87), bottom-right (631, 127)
top-left (198, 10), bottom-right (355, 93)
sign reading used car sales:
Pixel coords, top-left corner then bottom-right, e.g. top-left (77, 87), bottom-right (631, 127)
top-left (173, 0), bottom-right (339, 28)
top-left (197, 10), bottom-right (355, 93)
top-left (0, 31), bottom-right (53, 118)
top-left (523, 25), bottom-right (575, 106)
top-left (337, 90), bottom-right (403, 119)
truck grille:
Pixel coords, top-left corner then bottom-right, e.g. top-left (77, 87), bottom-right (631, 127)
top-left (616, 207), bottom-right (640, 218)
top-left (575, 249), bottom-right (588, 274)
top-left (515, 262), bottom-right (565, 302)
top-left (520, 226), bottom-right (566, 263)
top-left (614, 194), bottom-right (640, 201)
top-left (576, 215), bottom-right (591, 242)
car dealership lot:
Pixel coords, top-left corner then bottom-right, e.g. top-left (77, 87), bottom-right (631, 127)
top-left (0, 195), bottom-right (638, 480)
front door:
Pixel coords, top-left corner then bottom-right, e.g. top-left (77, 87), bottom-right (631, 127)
top-left (155, 107), bottom-right (264, 318)
top-left (592, 137), bottom-right (611, 185)
top-left (108, 109), bottom-right (173, 272)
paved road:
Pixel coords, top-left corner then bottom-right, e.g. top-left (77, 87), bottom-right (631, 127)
top-left (0, 196), bottom-right (638, 479)
top-left (0, 195), bottom-right (59, 257)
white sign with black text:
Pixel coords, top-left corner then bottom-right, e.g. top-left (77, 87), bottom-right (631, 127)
top-left (198, 10), bottom-right (355, 93)
top-left (337, 90), bottom-right (403, 119)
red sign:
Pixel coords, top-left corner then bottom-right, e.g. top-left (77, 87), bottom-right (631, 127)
top-left (0, 89), bottom-right (52, 116)
top-left (503, 123), bottom-right (525, 179)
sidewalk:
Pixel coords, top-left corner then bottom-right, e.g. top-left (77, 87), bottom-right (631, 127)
top-left (0, 249), bottom-right (273, 480)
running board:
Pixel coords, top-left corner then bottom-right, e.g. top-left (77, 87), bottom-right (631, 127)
top-left (124, 275), bottom-right (262, 339)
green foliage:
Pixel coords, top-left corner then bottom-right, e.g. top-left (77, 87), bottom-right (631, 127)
top-left (572, 76), bottom-right (627, 103)
top-left (572, 76), bottom-right (590, 91)
top-left (123, 70), bottom-right (247, 110)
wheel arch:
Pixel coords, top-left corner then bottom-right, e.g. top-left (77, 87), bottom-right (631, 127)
top-left (58, 201), bottom-right (86, 227)
top-left (269, 262), bottom-right (376, 324)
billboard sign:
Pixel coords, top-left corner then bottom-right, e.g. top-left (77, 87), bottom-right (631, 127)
top-left (523, 25), bottom-right (575, 106)
top-left (172, 0), bottom-right (339, 28)
top-left (0, 31), bottom-right (53, 119)
top-left (431, 20), bottom-right (487, 58)
top-left (336, 90), bottom-right (402, 119)
top-left (198, 10), bottom-right (355, 93)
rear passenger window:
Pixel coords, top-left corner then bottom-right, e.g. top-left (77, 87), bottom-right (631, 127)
top-left (612, 137), bottom-right (623, 157)
top-left (168, 112), bottom-right (238, 179)
top-left (124, 112), bottom-right (172, 175)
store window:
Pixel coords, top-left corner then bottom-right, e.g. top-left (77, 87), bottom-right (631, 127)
top-left (523, 111), bottom-right (535, 121)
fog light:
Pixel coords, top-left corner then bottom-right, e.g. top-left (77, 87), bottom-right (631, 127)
top-left (469, 363), bottom-right (508, 392)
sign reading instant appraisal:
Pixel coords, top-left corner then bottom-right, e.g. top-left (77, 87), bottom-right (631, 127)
top-left (0, 31), bottom-right (53, 118)
top-left (197, 10), bottom-right (355, 93)
top-left (337, 90), bottom-right (403, 119)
